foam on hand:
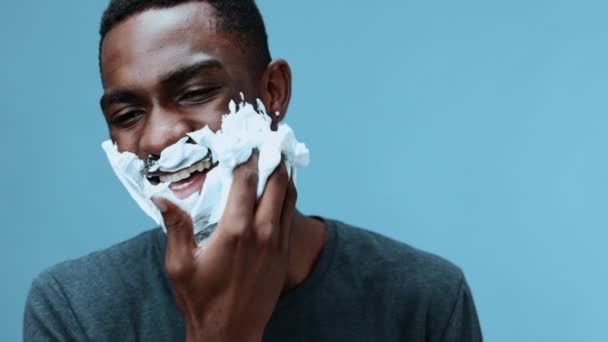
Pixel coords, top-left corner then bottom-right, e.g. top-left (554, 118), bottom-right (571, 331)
top-left (101, 96), bottom-right (310, 245)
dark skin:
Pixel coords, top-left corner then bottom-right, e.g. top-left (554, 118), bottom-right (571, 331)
top-left (100, 3), bottom-right (326, 341)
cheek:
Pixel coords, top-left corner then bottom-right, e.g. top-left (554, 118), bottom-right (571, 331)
top-left (186, 90), bottom-right (240, 131)
top-left (111, 129), bottom-right (142, 155)
top-left (192, 107), bottom-right (223, 132)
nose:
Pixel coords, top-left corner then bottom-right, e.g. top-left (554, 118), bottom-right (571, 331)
top-left (138, 107), bottom-right (193, 160)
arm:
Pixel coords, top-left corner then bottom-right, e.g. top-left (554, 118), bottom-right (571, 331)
top-left (23, 271), bottom-right (86, 342)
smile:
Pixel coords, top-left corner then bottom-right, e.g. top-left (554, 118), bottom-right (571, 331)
top-left (158, 158), bottom-right (213, 184)
top-left (146, 155), bottom-right (217, 199)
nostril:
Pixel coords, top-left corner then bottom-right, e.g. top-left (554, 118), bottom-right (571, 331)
top-left (144, 153), bottom-right (160, 175)
top-left (146, 175), bottom-right (161, 185)
top-left (147, 153), bottom-right (160, 161)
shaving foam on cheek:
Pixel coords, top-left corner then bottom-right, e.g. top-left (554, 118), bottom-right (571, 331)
top-left (101, 97), bottom-right (310, 246)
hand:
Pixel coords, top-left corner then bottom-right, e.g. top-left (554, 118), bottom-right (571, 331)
top-left (152, 152), bottom-right (296, 342)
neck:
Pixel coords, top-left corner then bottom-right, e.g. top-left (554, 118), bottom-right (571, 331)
top-left (283, 211), bottom-right (327, 290)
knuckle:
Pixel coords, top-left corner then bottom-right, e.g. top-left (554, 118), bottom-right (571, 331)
top-left (164, 259), bottom-right (191, 282)
top-left (255, 222), bottom-right (278, 245)
top-left (223, 228), bottom-right (241, 242)
top-left (164, 211), bottom-right (192, 229)
top-left (236, 166), bottom-right (258, 187)
top-left (223, 218), bottom-right (252, 241)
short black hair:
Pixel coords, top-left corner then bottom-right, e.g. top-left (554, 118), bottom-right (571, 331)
top-left (99, 0), bottom-right (271, 73)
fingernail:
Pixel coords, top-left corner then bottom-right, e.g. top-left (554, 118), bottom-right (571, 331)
top-left (151, 197), bottom-right (168, 213)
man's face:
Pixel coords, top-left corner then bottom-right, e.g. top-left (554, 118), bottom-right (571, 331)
top-left (98, 2), bottom-right (301, 239)
top-left (100, 2), bottom-right (260, 164)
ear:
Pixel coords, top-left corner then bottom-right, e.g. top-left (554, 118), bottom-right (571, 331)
top-left (258, 59), bottom-right (292, 129)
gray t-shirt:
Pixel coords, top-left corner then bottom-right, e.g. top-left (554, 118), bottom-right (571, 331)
top-left (24, 218), bottom-right (482, 341)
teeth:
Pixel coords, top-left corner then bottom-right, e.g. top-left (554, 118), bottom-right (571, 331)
top-left (158, 158), bottom-right (213, 184)
top-left (171, 181), bottom-right (192, 190)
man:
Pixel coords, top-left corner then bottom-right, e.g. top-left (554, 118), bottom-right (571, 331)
top-left (24, 1), bottom-right (483, 341)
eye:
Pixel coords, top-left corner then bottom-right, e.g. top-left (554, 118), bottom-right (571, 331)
top-left (111, 109), bottom-right (145, 128)
top-left (177, 86), bottom-right (220, 104)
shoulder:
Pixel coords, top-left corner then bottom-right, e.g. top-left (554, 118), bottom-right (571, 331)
top-left (327, 219), bottom-right (466, 310)
top-left (25, 228), bottom-right (163, 323)
top-left (324, 219), bottom-right (479, 338)
top-left (327, 219), bottom-right (482, 341)
top-left (330, 219), bottom-right (464, 287)
top-left (24, 228), bottom-right (171, 340)
top-left (38, 228), bottom-right (162, 291)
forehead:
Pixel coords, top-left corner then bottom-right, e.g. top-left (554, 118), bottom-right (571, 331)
top-left (100, 2), bottom-right (244, 88)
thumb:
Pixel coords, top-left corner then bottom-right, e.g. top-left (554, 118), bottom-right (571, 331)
top-left (152, 197), bottom-right (196, 280)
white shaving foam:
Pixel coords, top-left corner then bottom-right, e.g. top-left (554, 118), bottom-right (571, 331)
top-left (101, 97), bottom-right (310, 245)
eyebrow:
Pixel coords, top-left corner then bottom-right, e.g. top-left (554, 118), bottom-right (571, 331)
top-left (99, 59), bottom-right (224, 110)
top-left (99, 90), bottom-right (138, 111)
top-left (159, 59), bottom-right (224, 90)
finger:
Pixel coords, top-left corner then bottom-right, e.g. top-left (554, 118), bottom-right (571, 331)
top-left (152, 197), bottom-right (196, 281)
top-left (279, 176), bottom-right (297, 251)
top-left (220, 150), bottom-right (259, 231)
top-left (254, 160), bottom-right (289, 242)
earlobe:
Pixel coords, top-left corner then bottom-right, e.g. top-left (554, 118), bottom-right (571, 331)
top-left (259, 59), bottom-right (292, 126)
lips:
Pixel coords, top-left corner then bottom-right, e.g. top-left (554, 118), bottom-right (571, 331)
top-left (168, 171), bottom-right (207, 200)
top-left (147, 157), bottom-right (217, 200)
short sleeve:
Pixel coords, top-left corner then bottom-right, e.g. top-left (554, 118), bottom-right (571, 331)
top-left (438, 277), bottom-right (483, 342)
top-left (23, 271), bottom-right (87, 342)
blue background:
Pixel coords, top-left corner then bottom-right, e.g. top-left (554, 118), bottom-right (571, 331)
top-left (1, 1), bottom-right (607, 341)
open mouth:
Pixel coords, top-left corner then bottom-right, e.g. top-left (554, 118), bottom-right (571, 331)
top-left (147, 155), bottom-right (217, 200)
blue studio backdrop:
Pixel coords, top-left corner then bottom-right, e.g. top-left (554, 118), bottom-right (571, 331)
top-left (1, 1), bottom-right (607, 341)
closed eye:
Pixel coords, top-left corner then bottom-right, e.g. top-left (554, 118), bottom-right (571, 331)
top-left (177, 86), bottom-right (221, 104)
top-left (111, 109), bottom-right (145, 128)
